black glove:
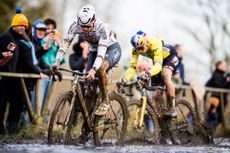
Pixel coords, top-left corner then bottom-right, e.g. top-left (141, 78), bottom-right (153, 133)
top-left (51, 63), bottom-right (59, 74)
top-left (137, 71), bottom-right (151, 82)
top-left (41, 69), bottom-right (52, 76)
top-left (120, 78), bottom-right (128, 86)
top-left (52, 71), bottom-right (62, 81)
top-left (116, 80), bottom-right (126, 93)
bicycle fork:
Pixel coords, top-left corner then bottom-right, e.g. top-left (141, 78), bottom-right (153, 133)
top-left (76, 82), bottom-right (93, 131)
top-left (63, 76), bottom-right (80, 126)
top-left (133, 96), bottom-right (147, 129)
top-left (63, 92), bottom-right (76, 126)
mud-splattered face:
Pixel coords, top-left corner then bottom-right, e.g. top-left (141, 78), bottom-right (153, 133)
top-left (81, 25), bottom-right (94, 33)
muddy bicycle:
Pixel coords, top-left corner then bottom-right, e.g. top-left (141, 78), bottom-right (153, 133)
top-left (117, 76), bottom-right (208, 145)
top-left (48, 68), bottom-right (128, 146)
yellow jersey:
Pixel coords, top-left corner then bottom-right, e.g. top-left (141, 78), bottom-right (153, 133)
top-left (124, 36), bottom-right (171, 81)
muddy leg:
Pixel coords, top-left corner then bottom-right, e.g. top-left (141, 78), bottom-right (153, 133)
top-left (94, 60), bottom-right (110, 116)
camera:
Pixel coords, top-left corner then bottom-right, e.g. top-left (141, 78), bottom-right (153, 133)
top-left (7, 42), bottom-right (16, 53)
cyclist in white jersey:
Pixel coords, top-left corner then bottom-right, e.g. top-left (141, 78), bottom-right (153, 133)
top-left (52, 4), bottom-right (122, 116)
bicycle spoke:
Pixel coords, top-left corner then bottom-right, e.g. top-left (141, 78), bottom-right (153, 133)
top-left (170, 99), bottom-right (197, 145)
top-left (48, 91), bottom-right (76, 144)
top-left (125, 101), bottom-right (159, 145)
top-left (93, 92), bottom-right (128, 146)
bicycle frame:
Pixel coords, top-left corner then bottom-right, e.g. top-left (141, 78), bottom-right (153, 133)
top-left (118, 79), bottom-right (213, 144)
top-left (59, 68), bottom-right (97, 132)
top-left (119, 81), bottom-right (166, 130)
top-left (134, 87), bottom-right (148, 129)
top-left (49, 68), bottom-right (128, 145)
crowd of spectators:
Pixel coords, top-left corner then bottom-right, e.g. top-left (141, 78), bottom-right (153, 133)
top-left (0, 9), bottom-right (66, 134)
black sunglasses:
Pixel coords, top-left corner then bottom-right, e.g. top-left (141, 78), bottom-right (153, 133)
top-left (81, 25), bottom-right (93, 28)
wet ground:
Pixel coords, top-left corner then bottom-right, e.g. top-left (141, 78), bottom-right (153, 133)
top-left (0, 138), bottom-right (230, 153)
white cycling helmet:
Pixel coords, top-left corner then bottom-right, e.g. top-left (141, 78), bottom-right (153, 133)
top-left (78, 4), bottom-right (96, 26)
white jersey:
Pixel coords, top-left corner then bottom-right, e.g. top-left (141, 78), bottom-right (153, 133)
top-left (60, 18), bottom-right (117, 53)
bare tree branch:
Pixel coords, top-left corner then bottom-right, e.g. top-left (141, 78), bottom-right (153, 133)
top-left (170, 0), bottom-right (230, 72)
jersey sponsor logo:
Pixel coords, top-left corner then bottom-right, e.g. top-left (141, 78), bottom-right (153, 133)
top-left (99, 28), bottom-right (107, 39)
top-left (152, 49), bottom-right (157, 52)
top-left (171, 56), bottom-right (179, 66)
top-left (81, 31), bottom-right (98, 43)
top-left (112, 49), bottom-right (120, 62)
top-left (132, 49), bottom-right (138, 55)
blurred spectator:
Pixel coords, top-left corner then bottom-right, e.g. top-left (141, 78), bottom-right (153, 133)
top-left (174, 44), bottom-right (189, 85)
top-left (136, 60), bottom-right (150, 74)
top-left (32, 19), bottom-right (51, 114)
top-left (69, 36), bottom-right (89, 72)
top-left (32, 19), bottom-right (51, 68)
top-left (207, 97), bottom-right (220, 128)
top-left (205, 60), bottom-right (230, 127)
top-left (206, 60), bottom-right (230, 99)
top-left (18, 22), bottom-right (47, 126)
top-left (69, 36), bottom-right (89, 114)
top-left (43, 18), bottom-right (62, 67)
top-left (21, 22), bottom-right (47, 91)
top-left (39, 18), bottom-right (66, 113)
top-left (0, 9), bottom-right (28, 134)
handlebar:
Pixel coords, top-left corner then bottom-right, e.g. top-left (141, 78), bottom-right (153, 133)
top-left (116, 81), bottom-right (137, 88)
top-left (58, 68), bottom-right (99, 81)
top-left (145, 84), bottom-right (166, 91)
top-left (116, 80), bottom-right (166, 91)
top-left (59, 68), bottom-right (86, 76)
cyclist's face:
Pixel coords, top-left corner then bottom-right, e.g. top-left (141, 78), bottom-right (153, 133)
top-left (137, 44), bottom-right (149, 54)
top-left (81, 25), bottom-right (93, 33)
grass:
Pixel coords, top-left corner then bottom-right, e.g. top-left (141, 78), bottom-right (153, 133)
top-left (0, 124), bottom-right (47, 142)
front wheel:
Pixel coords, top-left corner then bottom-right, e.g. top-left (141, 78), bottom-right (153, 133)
top-left (125, 100), bottom-right (159, 145)
top-left (48, 91), bottom-right (74, 144)
top-left (93, 92), bottom-right (128, 146)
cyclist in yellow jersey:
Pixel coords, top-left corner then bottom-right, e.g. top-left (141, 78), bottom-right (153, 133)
top-left (123, 31), bottom-right (181, 117)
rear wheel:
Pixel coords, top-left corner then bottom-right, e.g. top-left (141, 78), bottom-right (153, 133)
top-left (170, 98), bottom-right (197, 145)
top-left (93, 92), bottom-right (128, 146)
top-left (48, 91), bottom-right (74, 144)
top-left (125, 100), bottom-right (159, 145)
top-left (193, 117), bottom-right (214, 144)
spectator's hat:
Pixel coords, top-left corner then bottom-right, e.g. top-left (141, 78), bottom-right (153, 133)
top-left (210, 97), bottom-right (219, 107)
top-left (11, 8), bottom-right (28, 28)
top-left (33, 19), bottom-right (47, 31)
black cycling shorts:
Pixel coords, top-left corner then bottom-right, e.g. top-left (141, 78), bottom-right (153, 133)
top-left (163, 53), bottom-right (181, 74)
top-left (151, 45), bottom-right (181, 86)
top-left (86, 42), bottom-right (122, 71)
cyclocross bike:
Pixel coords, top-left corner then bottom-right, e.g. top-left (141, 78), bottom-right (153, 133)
top-left (48, 68), bottom-right (128, 146)
top-left (117, 76), bottom-right (210, 145)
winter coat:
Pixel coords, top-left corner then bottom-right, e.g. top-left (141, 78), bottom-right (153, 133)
top-left (0, 28), bottom-right (22, 72)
